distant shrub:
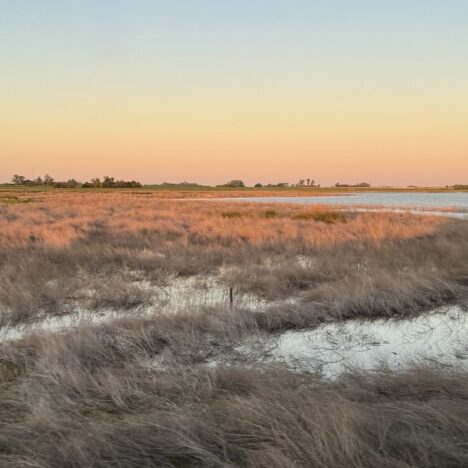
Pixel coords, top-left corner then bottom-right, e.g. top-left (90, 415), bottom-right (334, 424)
top-left (335, 182), bottom-right (371, 188)
top-left (292, 211), bottom-right (345, 223)
top-left (222, 180), bottom-right (245, 188)
top-left (265, 182), bottom-right (290, 187)
top-left (81, 177), bottom-right (142, 188)
top-left (159, 182), bottom-right (204, 188)
top-left (221, 211), bottom-right (242, 218)
top-left (53, 179), bottom-right (81, 188)
top-left (263, 210), bottom-right (279, 218)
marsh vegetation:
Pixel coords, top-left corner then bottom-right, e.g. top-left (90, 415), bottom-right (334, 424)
top-left (0, 191), bottom-right (468, 466)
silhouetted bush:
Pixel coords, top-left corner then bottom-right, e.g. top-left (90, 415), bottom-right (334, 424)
top-left (220, 180), bottom-right (245, 188)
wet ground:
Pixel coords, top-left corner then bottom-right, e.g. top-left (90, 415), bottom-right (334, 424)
top-left (0, 273), bottom-right (261, 343)
top-left (1, 272), bottom-right (467, 379)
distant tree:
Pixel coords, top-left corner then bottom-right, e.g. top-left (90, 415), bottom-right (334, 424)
top-left (160, 181), bottom-right (202, 187)
top-left (33, 176), bottom-right (43, 186)
top-left (335, 182), bottom-right (371, 188)
top-left (65, 179), bottom-right (81, 188)
top-left (254, 183), bottom-right (263, 187)
top-left (79, 177), bottom-right (142, 189)
top-left (53, 179), bottom-right (80, 188)
top-left (265, 182), bottom-right (290, 187)
top-left (43, 174), bottom-right (55, 186)
top-left (11, 174), bottom-right (26, 185)
top-left (101, 176), bottom-right (116, 188)
top-left (113, 179), bottom-right (142, 188)
top-left (297, 179), bottom-right (305, 187)
top-left (225, 180), bottom-right (245, 188)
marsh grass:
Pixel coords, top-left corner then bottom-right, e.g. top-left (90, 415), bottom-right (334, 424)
top-left (292, 209), bottom-right (345, 223)
top-left (0, 196), bottom-right (31, 205)
top-left (0, 192), bottom-right (467, 327)
top-left (0, 313), bottom-right (468, 467)
top-left (221, 211), bottom-right (243, 218)
top-left (1, 192), bottom-right (468, 465)
top-left (262, 209), bottom-right (279, 218)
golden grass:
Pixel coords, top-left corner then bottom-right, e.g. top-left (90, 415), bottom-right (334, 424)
top-left (1, 190), bottom-right (467, 327)
top-left (0, 191), bottom-right (444, 250)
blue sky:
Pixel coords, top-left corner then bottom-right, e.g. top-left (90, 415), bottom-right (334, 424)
top-left (1, 1), bottom-right (467, 185)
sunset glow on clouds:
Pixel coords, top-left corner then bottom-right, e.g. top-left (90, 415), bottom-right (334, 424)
top-left (1, 1), bottom-right (467, 186)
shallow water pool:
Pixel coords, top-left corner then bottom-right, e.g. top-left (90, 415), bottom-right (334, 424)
top-left (239, 306), bottom-right (468, 377)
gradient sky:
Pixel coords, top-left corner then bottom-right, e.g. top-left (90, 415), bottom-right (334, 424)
top-left (1, 0), bottom-right (467, 186)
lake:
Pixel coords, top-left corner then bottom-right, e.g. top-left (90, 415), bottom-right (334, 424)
top-left (225, 192), bottom-right (468, 213)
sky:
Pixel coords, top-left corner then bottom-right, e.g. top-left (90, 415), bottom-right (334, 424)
top-left (1, 0), bottom-right (467, 186)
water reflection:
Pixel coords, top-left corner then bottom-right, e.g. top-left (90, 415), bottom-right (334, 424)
top-left (225, 192), bottom-right (468, 214)
top-left (242, 306), bottom-right (468, 377)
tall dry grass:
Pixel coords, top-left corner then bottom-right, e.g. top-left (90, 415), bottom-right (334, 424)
top-left (1, 191), bottom-right (468, 466)
top-left (0, 191), bottom-right (443, 248)
top-left (1, 191), bottom-right (467, 327)
top-left (0, 315), bottom-right (467, 467)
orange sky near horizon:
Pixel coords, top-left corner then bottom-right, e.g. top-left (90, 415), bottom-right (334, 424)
top-left (1, 1), bottom-right (467, 186)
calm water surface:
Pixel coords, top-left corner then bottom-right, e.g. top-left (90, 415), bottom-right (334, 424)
top-left (239, 306), bottom-right (468, 377)
top-left (227, 192), bottom-right (468, 212)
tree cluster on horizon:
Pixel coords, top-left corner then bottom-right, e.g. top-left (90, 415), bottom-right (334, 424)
top-left (10, 174), bottom-right (142, 189)
top-left (10, 174), bottom-right (466, 189)
top-left (335, 182), bottom-right (371, 188)
top-left (295, 178), bottom-right (318, 187)
top-left (217, 180), bottom-right (246, 188)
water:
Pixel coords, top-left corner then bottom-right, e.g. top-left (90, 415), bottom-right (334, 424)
top-left (0, 274), bottom-right (264, 343)
top-left (225, 192), bottom-right (468, 214)
top-left (3, 273), bottom-right (467, 379)
top-left (239, 306), bottom-right (468, 377)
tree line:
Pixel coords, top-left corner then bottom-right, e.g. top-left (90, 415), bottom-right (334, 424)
top-left (219, 179), bottom-right (321, 188)
top-left (335, 182), bottom-right (371, 188)
top-left (226, 180), bottom-right (370, 188)
top-left (10, 175), bottom-right (142, 189)
top-left (8, 175), bottom-right (388, 190)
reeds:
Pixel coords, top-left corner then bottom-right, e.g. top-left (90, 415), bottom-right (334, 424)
top-left (1, 191), bottom-right (468, 466)
top-left (0, 192), bottom-right (467, 327)
top-left (0, 315), bottom-right (468, 467)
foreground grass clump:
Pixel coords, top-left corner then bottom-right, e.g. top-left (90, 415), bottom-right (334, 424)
top-left (0, 317), bottom-right (467, 467)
